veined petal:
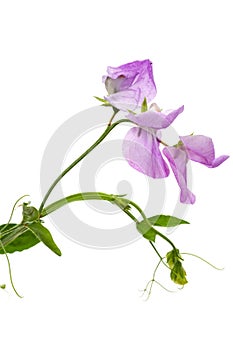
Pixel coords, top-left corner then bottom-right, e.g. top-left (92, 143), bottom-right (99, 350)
top-left (126, 105), bottom-right (184, 130)
top-left (180, 135), bottom-right (229, 168)
top-left (163, 146), bottom-right (196, 204)
top-left (105, 89), bottom-right (140, 111)
top-left (122, 127), bottom-right (170, 178)
top-left (103, 59), bottom-right (157, 104)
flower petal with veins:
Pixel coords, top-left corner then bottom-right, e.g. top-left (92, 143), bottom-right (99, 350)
top-left (163, 146), bottom-right (196, 204)
top-left (123, 127), bottom-right (170, 178)
top-left (180, 135), bottom-right (229, 168)
top-left (126, 105), bottom-right (184, 129)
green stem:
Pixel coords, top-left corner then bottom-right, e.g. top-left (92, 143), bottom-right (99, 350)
top-left (128, 200), bottom-right (177, 252)
top-left (108, 108), bottom-right (119, 126)
top-left (41, 191), bottom-right (177, 260)
top-left (41, 192), bottom-right (116, 217)
top-left (38, 118), bottom-right (131, 215)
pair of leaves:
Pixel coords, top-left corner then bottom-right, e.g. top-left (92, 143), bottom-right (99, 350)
top-left (137, 215), bottom-right (189, 242)
top-left (0, 222), bottom-right (61, 256)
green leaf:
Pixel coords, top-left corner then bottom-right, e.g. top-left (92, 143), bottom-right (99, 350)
top-left (136, 221), bottom-right (160, 242)
top-left (170, 261), bottom-right (188, 285)
top-left (166, 249), bottom-right (188, 286)
top-left (147, 215), bottom-right (189, 227)
top-left (166, 249), bottom-right (180, 269)
top-left (141, 97), bottom-right (148, 112)
top-left (0, 224), bottom-right (40, 254)
top-left (27, 222), bottom-right (61, 256)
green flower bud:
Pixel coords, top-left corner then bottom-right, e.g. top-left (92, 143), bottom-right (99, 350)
top-left (22, 203), bottom-right (39, 223)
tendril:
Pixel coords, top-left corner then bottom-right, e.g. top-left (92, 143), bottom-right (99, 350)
top-left (181, 252), bottom-right (224, 270)
top-left (0, 241), bottom-right (23, 298)
top-left (140, 256), bottom-right (174, 300)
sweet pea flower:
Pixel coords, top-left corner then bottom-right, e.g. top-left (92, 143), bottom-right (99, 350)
top-left (122, 103), bottom-right (184, 178)
top-left (163, 135), bottom-right (229, 204)
top-left (103, 59), bottom-right (156, 111)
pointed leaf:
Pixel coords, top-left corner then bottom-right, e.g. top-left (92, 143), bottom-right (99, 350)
top-left (147, 215), bottom-right (189, 227)
top-left (136, 221), bottom-right (160, 242)
top-left (27, 222), bottom-right (61, 256)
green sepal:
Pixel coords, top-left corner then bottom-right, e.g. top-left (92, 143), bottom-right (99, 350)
top-left (0, 223), bottom-right (40, 254)
top-left (146, 215), bottom-right (189, 227)
top-left (141, 97), bottom-right (148, 112)
top-left (136, 221), bottom-right (160, 242)
top-left (27, 222), bottom-right (61, 256)
top-left (111, 195), bottom-right (131, 211)
top-left (93, 96), bottom-right (111, 106)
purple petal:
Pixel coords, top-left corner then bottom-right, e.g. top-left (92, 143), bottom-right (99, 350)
top-left (105, 89), bottom-right (140, 111)
top-left (163, 147), bottom-right (196, 204)
top-left (180, 135), bottom-right (229, 168)
top-left (103, 59), bottom-right (157, 104)
top-left (126, 105), bottom-right (184, 130)
top-left (122, 127), bottom-right (170, 178)
top-left (104, 76), bottom-right (136, 95)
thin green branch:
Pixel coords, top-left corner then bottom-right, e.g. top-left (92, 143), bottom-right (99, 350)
top-left (38, 118), bottom-right (133, 214)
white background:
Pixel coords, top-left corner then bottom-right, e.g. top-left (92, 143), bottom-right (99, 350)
top-left (0, 1), bottom-right (232, 349)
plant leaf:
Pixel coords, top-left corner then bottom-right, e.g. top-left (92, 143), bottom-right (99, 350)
top-left (147, 215), bottom-right (189, 227)
top-left (170, 261), bottom-right (188, 285)
top-left (27, 222), bottom-right (61, 256)
top-left (0, 224), bottom-right (40, 254)
top-left (166, 249), bottom-right (188, 286)
top-left (136, 221), bottom-right (160, 242)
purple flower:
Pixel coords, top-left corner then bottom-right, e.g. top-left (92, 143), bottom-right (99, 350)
top-left (163, 135), bottom-right (229, 204)
top-left (122, 104), bottom-right (184, 178)
top-left (103, 59), bottom-right (156, 111)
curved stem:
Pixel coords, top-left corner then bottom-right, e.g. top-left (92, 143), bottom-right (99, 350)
top-left (41, 191), bottom-right (177, 260)
top-left (38, 118), bottom-right (132, 214)
top-left (41, 192), bottom-right (116, 217)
